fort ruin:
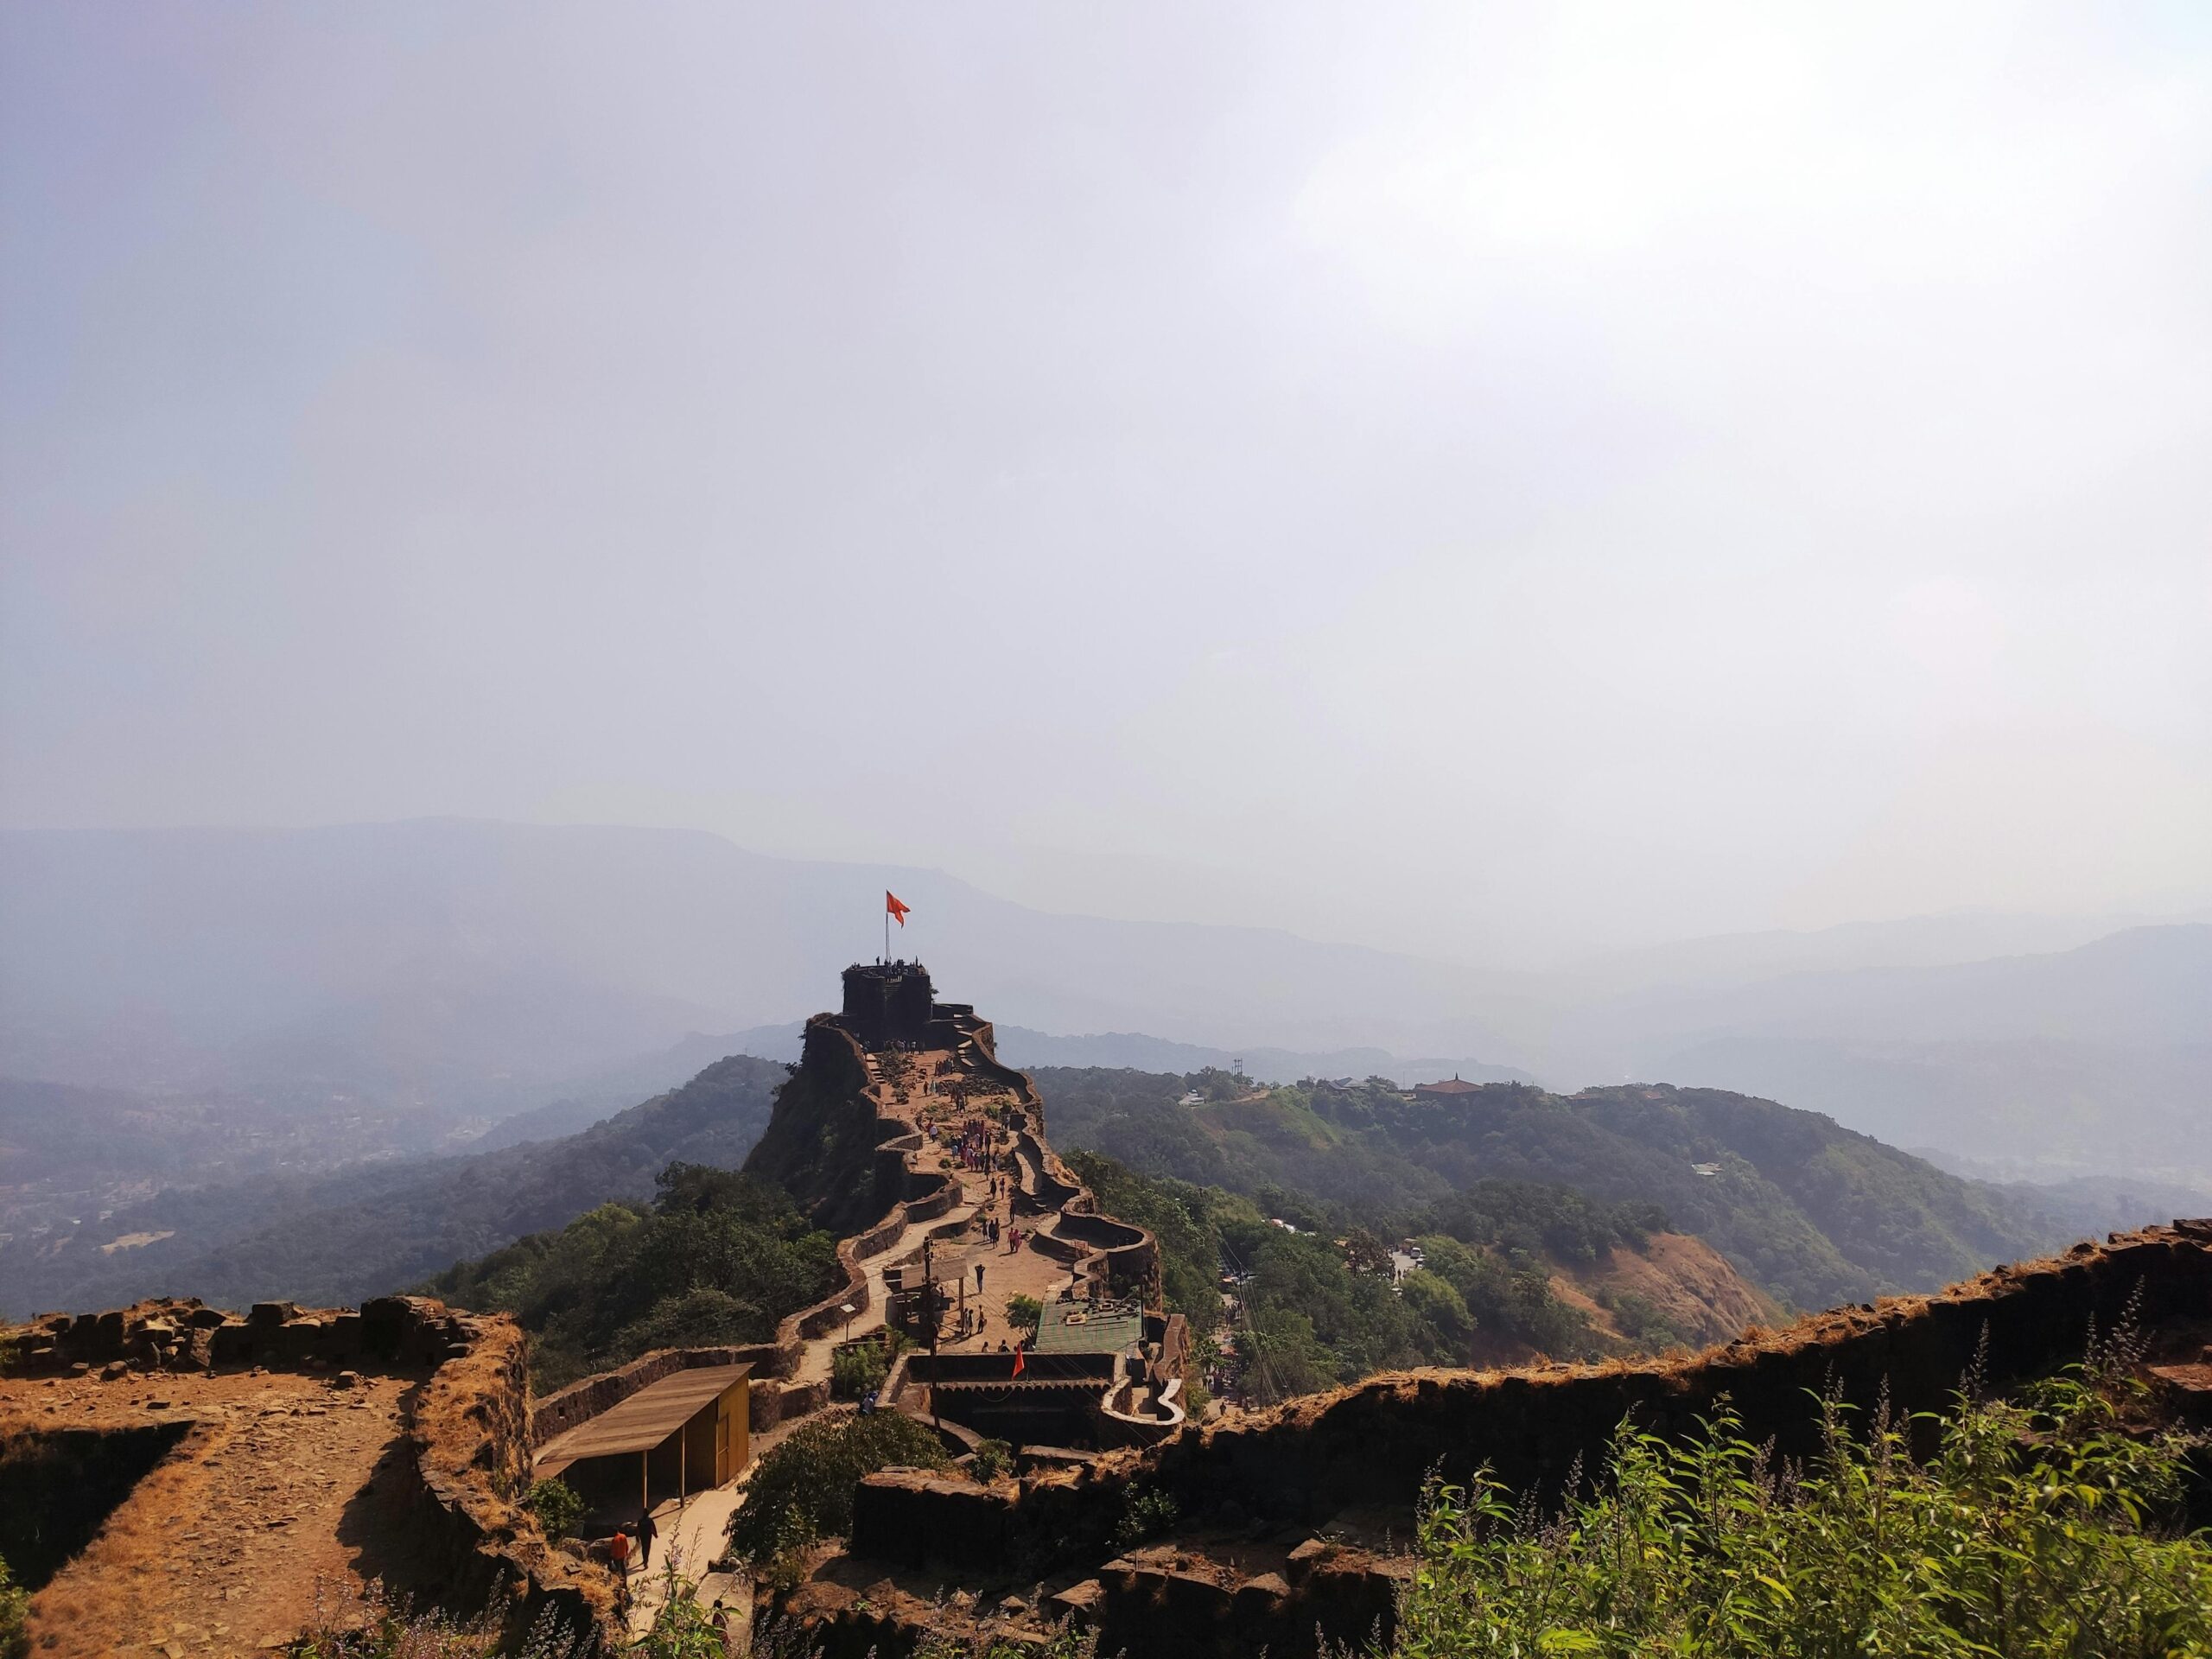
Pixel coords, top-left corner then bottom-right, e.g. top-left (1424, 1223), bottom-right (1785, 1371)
top-left (4, 966), bottom-right (2208, 1657)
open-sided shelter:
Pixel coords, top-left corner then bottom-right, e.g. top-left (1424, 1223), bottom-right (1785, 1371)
top-left (532, 1363), bottom-right (749, 1519)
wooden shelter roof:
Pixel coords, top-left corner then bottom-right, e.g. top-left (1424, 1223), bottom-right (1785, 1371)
top-left (533, 1364), bottom-right (749, 1472)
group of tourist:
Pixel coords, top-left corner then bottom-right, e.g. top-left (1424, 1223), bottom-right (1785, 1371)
top-left (603, 1506), bottom-right (660, 1618)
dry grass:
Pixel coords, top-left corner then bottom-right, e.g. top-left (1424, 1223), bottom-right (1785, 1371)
top-left (3, 1370), bottom-right (413, 1657)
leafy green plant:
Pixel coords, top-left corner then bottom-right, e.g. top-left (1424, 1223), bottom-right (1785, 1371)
top-left (1005, 1294), bottom-right (1044, 1335)
top-left (0, 1549), bottom-right (27, 1659)
top-left (727, 1408), bottom-right (950, 1587)
top-left (523, 1477), bottom-right (584, 1541)
top-left (831, 1340), bottom-right (889, 1402)
top-left (969, 1438), bottom-right (1014, 1481)
top-left (1110, 1481), bottom-right (1181, 1549)
top-left (629, 1565), bottom-right (729, 1658)
top-left (1389, 1371), bottom-right (2212, 1658)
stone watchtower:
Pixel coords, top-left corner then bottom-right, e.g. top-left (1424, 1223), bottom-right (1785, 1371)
top-left (840, 961), bottom-right (938, 1051)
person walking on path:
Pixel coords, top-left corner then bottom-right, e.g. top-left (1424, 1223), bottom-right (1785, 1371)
top-left (637, 1507), bottom-right (658, 1569)
top-left (609, 1527), bottom-right (632, 1579)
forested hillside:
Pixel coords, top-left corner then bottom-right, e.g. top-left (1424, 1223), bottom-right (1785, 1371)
top-left (1037, 1069), bottom-right (2085, 1311)
top-left (423, 1162), bottom-right (838, 1389)
top-left (1071, 1152), bottom-right (1773, 1401)
top-left (0, 1055), bottom-right (789, 1313)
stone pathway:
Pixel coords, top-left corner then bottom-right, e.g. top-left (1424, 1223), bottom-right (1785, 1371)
top-left (639, 1041), bottom-right (1103, 1634)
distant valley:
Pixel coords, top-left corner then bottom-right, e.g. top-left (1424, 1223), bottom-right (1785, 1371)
top-left (5, 1039), bottom-right (2197, 1326)
top-left (3, 822), bottom-right (2206, 1190)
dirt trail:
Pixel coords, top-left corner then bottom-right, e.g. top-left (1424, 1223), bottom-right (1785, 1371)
top-left (5, 1368), bottom-right (416, 1658)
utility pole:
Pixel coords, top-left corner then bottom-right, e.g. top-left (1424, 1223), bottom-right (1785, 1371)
top-left (924, 1236), bottom-right (941, 1433)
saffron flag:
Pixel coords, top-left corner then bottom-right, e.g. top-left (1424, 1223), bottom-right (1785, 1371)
top-left (886, 890), bottom-right (911, 926)
top-left (1011, 1341), bottom-right (1026, 1378)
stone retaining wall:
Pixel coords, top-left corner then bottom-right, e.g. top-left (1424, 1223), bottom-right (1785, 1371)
top-left (848, 1223), bottom-right (2212, 1582)
top-left (397, 1302), bottom-right (620, 1645)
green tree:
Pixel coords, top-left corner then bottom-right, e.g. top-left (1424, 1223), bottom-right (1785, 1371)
top-left (426, 1169), bottom-right (837, 1389)
top-left (727, 1409), bottom-right (949, 1585)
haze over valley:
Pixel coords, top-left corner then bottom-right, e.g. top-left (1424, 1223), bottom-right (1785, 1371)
top-left (2, 818), bottom-right (2204, 1319)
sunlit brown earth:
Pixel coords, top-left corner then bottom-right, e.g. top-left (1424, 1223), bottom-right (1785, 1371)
top-left (4, 1368), bottom-right (415, 1658)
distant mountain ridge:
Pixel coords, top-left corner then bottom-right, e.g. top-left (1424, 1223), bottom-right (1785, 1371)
top-left (0, 1054), bottom-right (789, 1313)
top-left (5, 1044), bottom-right (2188, 1326)
top-left (2, 820), bottom-right (2203, 1181)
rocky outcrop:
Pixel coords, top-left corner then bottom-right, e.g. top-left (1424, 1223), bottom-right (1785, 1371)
top-left (6, 1292), bottom-right (484, 1378)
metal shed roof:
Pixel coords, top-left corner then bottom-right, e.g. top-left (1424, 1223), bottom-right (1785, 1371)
top-left (533, 1363), bottom-right (750, 1471)
top-left (1032, 1300), bottom-right (1143, 1355)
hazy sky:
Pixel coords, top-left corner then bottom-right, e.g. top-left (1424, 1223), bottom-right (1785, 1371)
top-left (4, 3), bottom-right (2209, 966)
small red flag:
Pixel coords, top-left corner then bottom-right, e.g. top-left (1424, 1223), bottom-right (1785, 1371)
top-left (1010, 1342), bottom-right (1026, 1378)
top-left (886, 890), bottom-right (911, 926)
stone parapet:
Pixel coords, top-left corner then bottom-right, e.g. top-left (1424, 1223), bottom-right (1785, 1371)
top-left (843, 1223), bottom-right (2212, 1587)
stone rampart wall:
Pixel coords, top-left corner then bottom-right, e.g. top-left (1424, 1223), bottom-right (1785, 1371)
top-left (849, 1223), bottom-right (2212, 1581)
top-left (10, 1294), bottom-right (484, 1378)
top-left (397, 1302), bottom-right (620, 1645)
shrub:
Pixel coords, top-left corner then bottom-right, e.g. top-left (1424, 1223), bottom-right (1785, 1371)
top-left (0, 1550), bottom-right (25, 1659)
top-left (1110, 1481), bottom-right (1180, 1548)
top-left (969, 1438), bottom-right (1014, 1481)
top-left (628, 1570), bottom-right (728, 1659)
top-left (912, 1629), bottom-right (1097, 1659)
top-left (1389, 1372), bottom-right (2212, 1658)
top-left (1005, 1294), bottom-right (1044, 1334)
top-left (523, 1478), bottom-right (583, 1540)
top-left (727, 1409), bottom-right (950, 1585)
top-left (831, 1341), bottom-right (889, 1402)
